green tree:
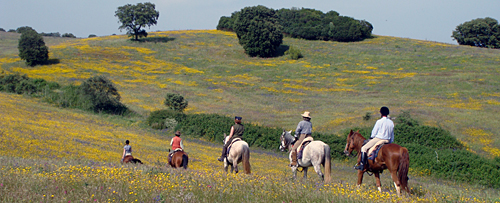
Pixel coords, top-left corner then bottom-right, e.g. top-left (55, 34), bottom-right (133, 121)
top-left (18, 29), bottom-right (49, 66)
top-left (452, 17), bottom-right (500, 48)
top-left (16, 26), bottom-right (36, 34)
top-left (115, 2), bottom-right (159, 40)
top-left (164, 93), bottom-right (188, 112)
top-left (233, 5), bottom-right (283, 57)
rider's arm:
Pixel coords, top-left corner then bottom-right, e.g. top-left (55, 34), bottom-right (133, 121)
top-left (121, 148), bottom-right (126, 160)
top-left (180, 140), bottom-right (184, 149)
top-left (228, 126), bottom-right (235, 139)
top-left (371, 120), bottom-right (382, 138)
top-left (170, 138), bottom-right (173, 146)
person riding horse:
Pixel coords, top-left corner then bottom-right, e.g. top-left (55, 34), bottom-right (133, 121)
top-left (121, 140), bottom-right (132, 163)
top-left (217, 116), bottom-right (244, 162)
top-left (290, 111), bottom-right (313, 167)
top-left (355, 106), bottom-right (394, 170)
top-left (169, 131), bottom-right (184, 164)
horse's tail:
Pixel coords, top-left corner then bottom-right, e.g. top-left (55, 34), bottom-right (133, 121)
top-left (323, 144), bottom-right (331, 183)
top-left (182, 154), bottom-right (189, 169)
top-left (242, 145), bottom-right (251, 174)
top-left (398, 147), bottom-right (410, 193)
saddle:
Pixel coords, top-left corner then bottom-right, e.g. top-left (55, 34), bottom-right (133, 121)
top-left (297, 137), bottom-right (314, 160)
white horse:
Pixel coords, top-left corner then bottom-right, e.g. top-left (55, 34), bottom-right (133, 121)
top-left (222, 133), bottom-right (251, 174)
top-left (279, 130), bottom-right (331, 182)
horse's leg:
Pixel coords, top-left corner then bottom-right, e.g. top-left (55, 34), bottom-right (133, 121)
top-left (390, 170), bottom-right (401, 196)
top-left (234, 161), bottom-right (239, 174)
top-left (224, 160), bottom-right (229, 173)
top-left (356, 170), bottom-right (364, 187)
top-left (313, 163), bottom-right (324, 181)
top-left (374, 172), bottom-right (382, 192)
top-left (302, 167), bottom-right (308, 179)
top-left (291, 166), bottom-right (298, 179)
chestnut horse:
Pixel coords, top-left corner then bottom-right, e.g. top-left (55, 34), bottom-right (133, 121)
top-left (344, 130), bottom-right (409, 196)
top-left (169, 150), bottom-right (189, 169)
top-left (123, 155), bottom-right (143, 164)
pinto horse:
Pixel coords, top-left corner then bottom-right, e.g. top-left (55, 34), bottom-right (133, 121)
top-left (279, 130), bottom-right (331, 182)
top-left (169, 150), bottom-right (189, 169)
top-left (344, 130), bottom-right (409, 196)
top-left (222, 133), bottom-right (251, 174)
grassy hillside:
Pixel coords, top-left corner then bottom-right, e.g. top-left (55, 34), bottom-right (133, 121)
top-left (1, 30), bottom-right (499, 158)
top-left (1, 92), bottom-right (499, 202)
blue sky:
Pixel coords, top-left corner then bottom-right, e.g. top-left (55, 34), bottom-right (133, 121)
top-left (1, 0), bottom-right (499, 44)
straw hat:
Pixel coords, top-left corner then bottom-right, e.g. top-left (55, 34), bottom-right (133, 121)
top-left (301, 111), bottom-right (311, 118)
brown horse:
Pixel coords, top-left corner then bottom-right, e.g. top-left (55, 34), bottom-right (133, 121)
top-left (169, 150), bottom-right (189, 169)
top-left (344, 130), bottom-right (409, 196)
top-left (123, 155), bottom-right (143, 164)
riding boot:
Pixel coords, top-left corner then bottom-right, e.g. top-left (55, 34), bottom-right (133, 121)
top-left (217, 146), bottom-right (227, 162)
top-left (354, 152), bottom-right (367, 170)
top-left (289, 149), bottom-right (298, 167)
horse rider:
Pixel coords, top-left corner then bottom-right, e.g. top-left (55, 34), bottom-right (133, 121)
top-left (121, 140), bottom-right (132, 163)
top-left (169, 131), bottom-right (184, 163)
top-left (290, 111), bottom-right (313, 167)
top-left (355, 106), bottom-right (394, 171)
top-left (217, 116), bottom-right (244, 162)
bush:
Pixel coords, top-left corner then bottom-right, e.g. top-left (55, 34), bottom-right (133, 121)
top-left (216, 16), bottom-right (234, 31)
top-left (0, 28), bottom-right (5, 32)
top-left (41, 32), bottom-right (61, 37)
top-left (88, 34), bottom-right (97, 38)
top-left (164, 93), bottom-right (188, 112)
top-left (284, 46), bottom-right (303, 60)
top-left (452, 17), bottom-right (500, 48)
top-left (62, 33), bottom-right (76, 38)
top-left (147, 109), bottom-right (186, 130)
top-left (233, 5), bottom-right (283, 57)
top-left (79, 76), bottom-right (127, 114)
top-left (0, 74), bottom-right (58, 95)
top-left (7, 29), bottom-right (16, 33)
top-left (18, 29), bottom-right (49, 66)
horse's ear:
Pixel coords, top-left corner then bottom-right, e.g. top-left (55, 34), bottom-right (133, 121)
top-left (288, 130), bottom-right (292, 134)
top-left (350, 129), bottom-right (353, 133)
top-left (356, 130), bottom-right (359, 133)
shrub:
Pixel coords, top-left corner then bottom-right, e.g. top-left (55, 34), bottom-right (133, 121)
top-left (147, 109), bottom-right (186, 130)
top-left (88, 34), bottom-right (97, 38)
top-left (0, 28), bottom-right (5, 32)
top-left (284, 46), bottom-right (303, 60)
top-left (7, 29), bottom-right (16, 33)
top-left (164, 93), bottom-right (188, 112)
top-left (79, 76), bottom-right (127, 114)
top-left (62, 33), bottom-right (76, 38)
top-left (216, 16), bottom-right (234, 31)
top-left (233, 5), bottom-right (283, 57)
top-left (18, 29), bottom-right (49, 66)
top-left (0, 74), bottom-right (57, 95)
top-left (41, 32), bottom-right (61, 37)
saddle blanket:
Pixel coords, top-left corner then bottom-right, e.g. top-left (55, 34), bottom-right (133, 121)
top-left (226, 138), bottom-right (242, 156)
top-left (297, 137), bottom-right (314, 160)
top-left (368, 144), bottom-right (384, 161)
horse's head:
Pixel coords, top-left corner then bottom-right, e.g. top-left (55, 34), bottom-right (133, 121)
top-left (279, 130), bottom-right (293, 152)
top-left (344, 129), bottom-right (360, 156)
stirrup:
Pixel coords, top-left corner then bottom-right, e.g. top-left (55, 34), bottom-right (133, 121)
top-left (217, 157), bottom-right (224, 162)
top-left (354, 164), bottom-right (364, 170)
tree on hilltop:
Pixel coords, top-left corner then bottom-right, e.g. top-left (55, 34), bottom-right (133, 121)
top-left (452, 17), bottom-right (500, 48)
top-left (18, 29), bottom-right (49, 66)
top-left (233, 5), bottom-right (283, 57)
top-left (115, 2), bottom-right (159, 40)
